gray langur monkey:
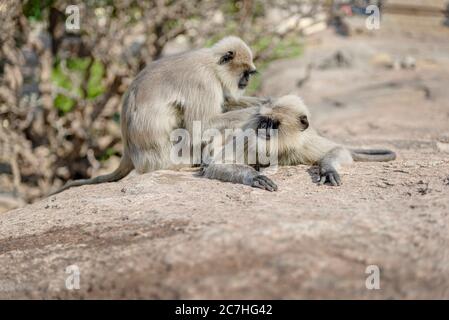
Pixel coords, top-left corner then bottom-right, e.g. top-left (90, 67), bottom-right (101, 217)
top-left (201, 95), bottom-right (396, 190)
top-left (51, 36), bottom-right (267, 195)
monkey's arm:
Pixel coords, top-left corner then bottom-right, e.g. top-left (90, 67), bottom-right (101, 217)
top-left (318, 148), bottom-right (395, 186)
top-left (223, 95), bottom-right (271, 111)
top-left (318, 147), bottom-right (353, 186)
top-left (200, 163), bottom-right (278, 191)
top-left (200, 128), bottom-right (277, 191)
top-left (207, 106), bottom-right (258, 131)
top-left (293, 130), bottom-right (352, 187)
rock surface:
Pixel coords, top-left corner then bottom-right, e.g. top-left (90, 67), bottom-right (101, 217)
top-left (1, 9), bottom-right (449, 299)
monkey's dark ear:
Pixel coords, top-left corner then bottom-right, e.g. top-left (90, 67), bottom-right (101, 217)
top-left (219, 51), bottom-right (235, 65)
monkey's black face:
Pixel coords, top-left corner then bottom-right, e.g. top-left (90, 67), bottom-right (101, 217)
top-left (238, 69), bottom-right (257, 89)
top-left (298, 115), bottom-right (309, 131)
top-left (257, 116), bottom-right (280, 140)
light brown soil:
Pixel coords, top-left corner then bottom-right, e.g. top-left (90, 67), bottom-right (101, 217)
top-left (1, 10), bottom-right (449, 299)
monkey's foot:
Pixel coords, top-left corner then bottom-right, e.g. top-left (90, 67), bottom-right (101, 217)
top-left (319, 170), bottom-right (341, 186)
top-left (251, 175), bottom-right (278, 192)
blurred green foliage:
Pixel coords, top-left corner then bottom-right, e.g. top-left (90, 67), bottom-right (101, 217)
top-left (99, 147), bottom-right (119, 162)
top-left (51, 58), bottom-right (105, 113)
top-left (23, 0), bottom-right (54, 21)
top-left (247, 36), bottom-right (303, 94)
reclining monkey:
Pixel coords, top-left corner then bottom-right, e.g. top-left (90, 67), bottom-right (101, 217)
top-left (200, 95), bottom-right (396, 191)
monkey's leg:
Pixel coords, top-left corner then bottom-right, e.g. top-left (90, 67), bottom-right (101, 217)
top-left (318, 147), bottom-right (353, 187)
top-left (200, 163), bottom-right (278, 191)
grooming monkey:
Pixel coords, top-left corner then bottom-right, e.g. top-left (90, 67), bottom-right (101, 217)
top-left (52, 36), bottom-right (266, 195)
top-left (201, 95), bottom-right (396, 190)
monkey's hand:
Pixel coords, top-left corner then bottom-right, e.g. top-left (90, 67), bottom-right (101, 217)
top-left (245, 96), bottom-right (272, 107)
top-left (247, 174), bottom-right (278, 192)
top-left (319, 169), bottom-right (341, 186)
top-left (224, 95), bottom-right (272, 111)
top-left (259, 97), bottom-right (272, 106)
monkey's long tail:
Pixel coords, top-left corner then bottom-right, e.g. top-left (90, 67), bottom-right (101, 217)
top-left (350, 149), bottom-right (396, 162)
top-left (49, 153), bottom-right (134, 196)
